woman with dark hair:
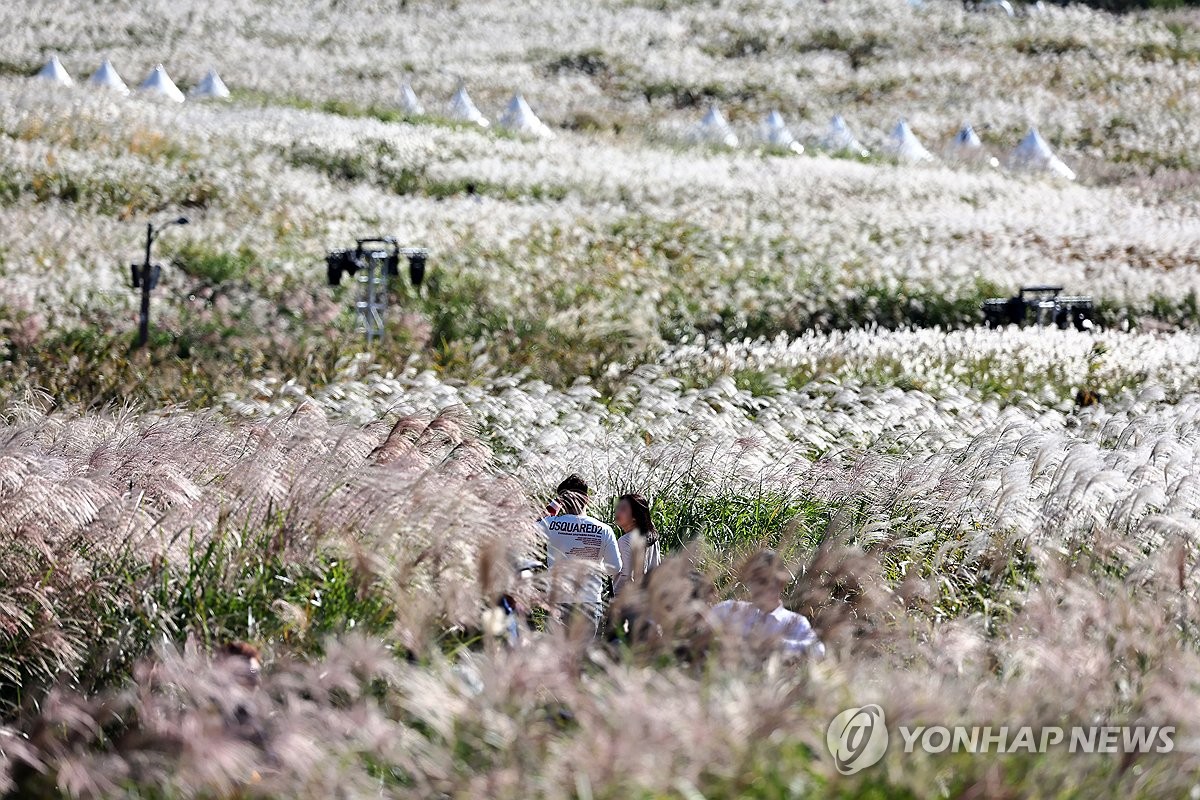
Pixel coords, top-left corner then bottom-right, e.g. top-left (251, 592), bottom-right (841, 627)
top-left (613, 493), bottom-right (661, 595)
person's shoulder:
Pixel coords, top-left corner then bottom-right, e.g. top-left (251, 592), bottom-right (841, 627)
top-left (713, 599), bottom-right (750, 617)
top-left (580, 515), bottom-right (616, 535)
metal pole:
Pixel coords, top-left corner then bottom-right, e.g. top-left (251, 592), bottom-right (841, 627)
top-left (366, 254), bottom-right (378, 346)
top-left (137, 223), bottom-right (153, 349)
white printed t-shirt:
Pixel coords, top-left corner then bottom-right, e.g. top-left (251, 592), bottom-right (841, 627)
top-left (538, 513), bottom-right (621, 606)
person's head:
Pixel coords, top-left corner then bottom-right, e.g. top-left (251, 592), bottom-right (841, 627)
top-left (555, 490), bottom-right (588, 516)
top-left (615, 494), bottom-right (656, 541)
top-left (740, 549), bottom-right (791, 613)
top-left (217, 641), bottom-right (261, 689)
top-left (556, 474), bottom-right (589, 499)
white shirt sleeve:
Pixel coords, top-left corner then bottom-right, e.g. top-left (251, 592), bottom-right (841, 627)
top-left (711, 600), bottom-right (741, 626)
top-left (778, 612), bottom-right (824, 657)
top-left (536, 519), bottom-right (555, 567)
top-left (601, 526), bottom-right (622, 578)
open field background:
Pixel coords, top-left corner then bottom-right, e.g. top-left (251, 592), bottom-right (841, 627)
top-left (4, 0), bottom-right (1200, 797)
top-left (1, 0), bottom-right (1200, 404)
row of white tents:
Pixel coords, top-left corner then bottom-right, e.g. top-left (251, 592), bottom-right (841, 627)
top-left (693, 104), bottom-right (1076, 180)
top-left (412, 84), bottom-right (556, 140)
top-left (35, 55), bottom-right (229, 101)
top-left (32, 56), bottom-right (1075, 180)
top-left (405, 82), bottom-right (1075, 180)
top-left (33, 57), bottom-right (550, 138)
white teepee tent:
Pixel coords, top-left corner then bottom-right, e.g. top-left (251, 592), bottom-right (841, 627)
top-left (138, 64), bottom-right (185, 103)
top-left (693, 104), bottom-right (738, 147)
top-left (1010, 127), bottom-right (1075, 180)
top-left (36, 55), bottom-right (73, 87)
top-left (448, 86), bottom-right (488, 127)
top-left (887, 119), bottom-right (934, 163)
top-left (760, 110), bottom-right (803, 153)
top-left (399, 83), bottom-right (424, 115)
top-left (946, 122), bottom-right (998, 166)
top-left (88, 58), bottom-right (128, 94)
top-left (951, 123), bottom-right (982, 151)
top-left (498, 93), bottom-right (553, 139)
top-left (822, 115), bottom-right (868, 156)
top-left (189, 69), bottom-right (230, 100)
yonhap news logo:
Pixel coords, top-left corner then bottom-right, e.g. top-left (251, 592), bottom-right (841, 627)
top-left (826, 705), bottom-right (1176, 774)
top-left (826, 705), bottom-right (889, 775)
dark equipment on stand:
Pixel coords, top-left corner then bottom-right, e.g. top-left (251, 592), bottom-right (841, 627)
top-left (130, 216), bottom-right (189, 348)
top-left (325, 237), bottom-right (428, 345)
top-left (982, 285), bottom-right (1094, 331)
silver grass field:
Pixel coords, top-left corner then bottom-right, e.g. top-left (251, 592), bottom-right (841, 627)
top-left (3, 0), bottom-right (1200, 798)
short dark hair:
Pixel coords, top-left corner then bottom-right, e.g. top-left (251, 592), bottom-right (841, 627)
top-left (556, 474), bottom-right (589, 497)
top-left (221, 641), bottom-right (261, 661)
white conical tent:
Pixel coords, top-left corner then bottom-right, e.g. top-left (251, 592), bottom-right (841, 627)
top-left (887, 120), bottom-right (934, 163)
top-left (822, 115), bottom-right (868, 155)
top-left (760, 110), bottom-right (803, 153)
top-left (498, 93), bottom-right (553, 139)
top-left (36, 55), bottom-right (73, 86)
top-left (138, 64), bottom-right (185, 103)
top-left (980, 0), bottom-right (1016, 15)
top-left (448, 86), bottom-right (488, 127)
top-left (399, 83), bottom-right (424, 115)
top-left (946, 122), bottom-right (998, 166)
top-left (189, 69), bottom-right (230, 100)
top-left (1010, 127), bottom-right (1075, 180)
top-left (951, 122), bottom-right (982, 151)
top-left (88, 58), bottom-right (128, 94)
top-left (693, 103), bottom-right (738, 147)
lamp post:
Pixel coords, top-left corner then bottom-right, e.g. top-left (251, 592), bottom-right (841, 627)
top-left (132, 216), bottom-right (188, 348)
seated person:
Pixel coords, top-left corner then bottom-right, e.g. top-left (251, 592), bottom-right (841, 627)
top-left (712, 549), bottom-right (825, 658)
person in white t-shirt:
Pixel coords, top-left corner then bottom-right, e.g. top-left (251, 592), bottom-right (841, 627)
top-left (613, 493), bottom-right (661, 595)
top-left (712, 549), bottom-right (824, 658)
top-left (537, 474), bottom-right (621, 632)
